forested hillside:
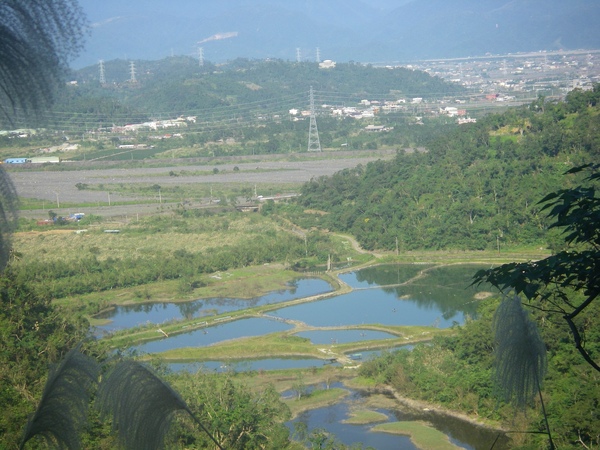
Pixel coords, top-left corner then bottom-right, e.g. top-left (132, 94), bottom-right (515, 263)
top-left (293, 86), bottom-right (600, 251)
top-left (62, 57), bottom-right (462, 124)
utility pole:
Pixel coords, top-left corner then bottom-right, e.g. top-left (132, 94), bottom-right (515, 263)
top-left (307, 86), bottom-right (322, 152)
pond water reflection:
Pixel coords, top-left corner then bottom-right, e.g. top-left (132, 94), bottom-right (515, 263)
top-left (96, 278), bottom-right (332, 332)
top-left (273, 264), bottom-right (488, 328)
top-left (272, 288), bottom-right (470, 328)
top-left (287, 384), bottom-right (510, 450)
top-left (338, 264), bottom-right (434, 289)
top-left (126, 264), bottom-right (490, 355)
top-left (132, 317), bottom-right (293, 354)
top-left (168, 347), bottom-right (413, 373)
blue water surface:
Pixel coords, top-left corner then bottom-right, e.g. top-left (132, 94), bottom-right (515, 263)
top-left (133, 317), bottom-right (293, 354)
top-left (96, 277), bottom-right (332, 332)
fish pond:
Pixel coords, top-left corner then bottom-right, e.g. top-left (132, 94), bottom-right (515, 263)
top-left (272, 264), bottom-right (487, 328)
top-left (96, 277), bottom-right (332, 333)
top-left (123, 264), bottom-right (502, 449)
top-left (122, 264), bottom-right (490, 356)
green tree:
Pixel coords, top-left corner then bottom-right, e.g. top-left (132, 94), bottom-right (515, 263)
top-left (474, 164), bottom-right (600, 372)
top-left (173, 372), bottom-right (291, 449)
top-left (0, 270), bottom-right (91, 447)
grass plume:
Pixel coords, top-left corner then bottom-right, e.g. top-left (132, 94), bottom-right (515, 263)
top-left (19, 345), bottom-right (100, 449)
top-left (96, 359), bottom-right (223, 450)
top-left (492, 294), bottom-right (547, 408)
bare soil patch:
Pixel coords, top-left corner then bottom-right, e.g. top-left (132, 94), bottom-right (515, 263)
top-left (10, 152), bottom-right (394, 219)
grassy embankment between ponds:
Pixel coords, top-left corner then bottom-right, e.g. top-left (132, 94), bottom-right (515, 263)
top-left (139, 325), bottom-right (451, 363)
top-left (373, 421), bottom-right (464, 450)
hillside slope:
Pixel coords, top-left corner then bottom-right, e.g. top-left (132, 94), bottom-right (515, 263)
top-left (292, 86), bottom-right (600, 251)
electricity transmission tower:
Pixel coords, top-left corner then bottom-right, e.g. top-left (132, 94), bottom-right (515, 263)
top-left (98, 60), bottom-right (106, 85)
top-left (307, 86), bottom-right (321, 152)
top-left (296, 47), bottom-right (301, 63)
top-left (316, 47), bottom-right (321, 63)
top-left (198, 47), bottom-right (204, 67)
top-left (129, 61), bottom-right (137, 83)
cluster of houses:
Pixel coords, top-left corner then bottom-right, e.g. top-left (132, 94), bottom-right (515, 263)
top-left (289, 97), bottom-right (424, 121)
top-left (288, 95), bottom-right (477, 125)
top-left (110, 116), bottom-right (197, 134)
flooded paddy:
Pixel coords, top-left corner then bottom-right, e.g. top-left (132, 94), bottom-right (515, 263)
top-left (122, 264), bottom-right (488, 355)
top-left (120, 263), bottom-right (501, 449)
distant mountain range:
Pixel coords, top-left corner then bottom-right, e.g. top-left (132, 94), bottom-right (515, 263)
top-left (74, 0), bottom-right (600, 69)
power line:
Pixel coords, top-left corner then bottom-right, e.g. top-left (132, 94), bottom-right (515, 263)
top-left (3, 88), bottom-right (525, 133)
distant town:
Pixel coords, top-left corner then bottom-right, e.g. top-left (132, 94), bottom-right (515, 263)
top-left (1, 49), bottom-right (598, 165)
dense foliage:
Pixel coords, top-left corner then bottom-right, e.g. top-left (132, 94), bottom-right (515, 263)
top-left (359, 297), bottom-right (600, 448)
top-left (293, 86), bottom-right (600, 251)
top-left (169, 373), bottom-right (292, 449)
top-left (67, 57), bottom-right (463, 116)
top-left (474, 163), bottom-right (600, 372)
top-left (9, 211), bottom-right (343, 314)
top-left (0, 270), bottom-right (92, 447)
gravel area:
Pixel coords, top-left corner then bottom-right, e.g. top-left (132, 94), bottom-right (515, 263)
top-left (9, 152), bottom-right (395, 219)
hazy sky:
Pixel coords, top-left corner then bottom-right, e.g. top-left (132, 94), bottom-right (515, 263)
top-left (72, 1), bottom-right (600, 69)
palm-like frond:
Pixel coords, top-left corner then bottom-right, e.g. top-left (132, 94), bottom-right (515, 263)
top-left (0, 0), bottom-right (87, 125)
top-left (19, 346), bottom-right (100, 450)
top-left (96, 360), bottom-right (223, 450)
top-left (492, 294), bottom-right (547, 408)
top-left (0, 166), bottom-right (18, 271)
